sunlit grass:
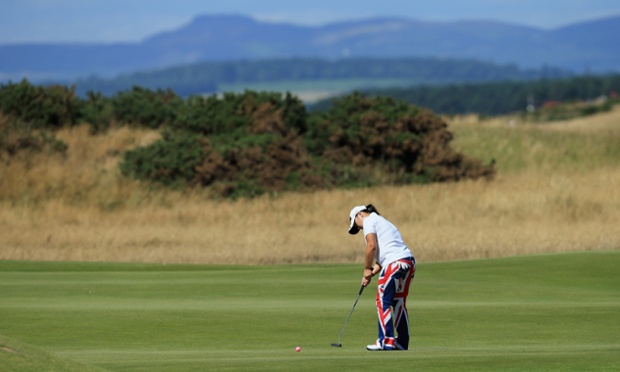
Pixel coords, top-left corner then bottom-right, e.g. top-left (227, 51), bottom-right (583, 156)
top-left (1, 251), bottom-right (618, 371)
top-left (447, 105), bottom-right (620, 173)
top-left (1, 108), bottom-right (619, 264)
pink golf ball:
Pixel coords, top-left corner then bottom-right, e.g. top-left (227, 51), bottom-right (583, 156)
top-left (295, 346), bottom-right (301, 352)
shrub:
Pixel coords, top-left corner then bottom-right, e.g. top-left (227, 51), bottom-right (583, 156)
top-left (171, 90), bottom-right (307, 136)
top-left (0, 117), bottom-right (67, 159)
top-left (121, 91), bottom-right (316, 197)
top-left (0, 79), bottom-right (79, 129)
top-left (112, 86), bottom-right (183, 128)
top-left (171, 93), bottom-right (251, 135)
top-left (77, 91), bottom-right (114, 133)
top-left (523, 98), bottom-right (615, 123)
top-left (306, 92), bottom-right (495, 184)
top-left (121, 91), bottom-right (495, 197)
top-left (119, 131), bottom-right (206, 187)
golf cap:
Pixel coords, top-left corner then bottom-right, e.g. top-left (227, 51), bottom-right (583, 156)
top-left (348, 205), bottom-right (366, 235)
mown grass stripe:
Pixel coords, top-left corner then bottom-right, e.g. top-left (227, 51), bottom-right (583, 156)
top-left (1, 251), bottom-right (618, 371)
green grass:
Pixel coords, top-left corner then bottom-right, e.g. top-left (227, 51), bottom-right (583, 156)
top-left (1, 251), bottom-right (619, 371)
top-left (0, 335), bottom-right (107, 372)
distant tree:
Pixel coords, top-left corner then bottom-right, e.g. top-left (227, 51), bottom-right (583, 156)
top-left (312, 74), bottom-right (620, 115)
top-left (74, 57), bottom-right (572, 97)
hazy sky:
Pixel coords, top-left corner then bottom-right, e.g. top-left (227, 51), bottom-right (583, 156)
top-left (2, 0), bottom-right (620, 44)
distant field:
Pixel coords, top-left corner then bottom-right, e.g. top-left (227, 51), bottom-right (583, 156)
top-left (219, 78), bottom-right (419, 102)
top-left (1, 251), bottom-right (618, 371)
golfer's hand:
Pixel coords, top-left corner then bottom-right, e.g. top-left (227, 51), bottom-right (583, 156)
top-left (362, 269), bottom-right (373, 287)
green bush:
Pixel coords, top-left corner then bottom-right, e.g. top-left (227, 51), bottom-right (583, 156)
top-left (121, 91), bottom-right (315, 196)
top-left (0, 80), bottom-right (497, 198)
top-left (0, 79), bottom-right (79, 129)
top-left (77, 91), bottom-right (114, 133)
top-left (306, 92), bottom-right (495, 184)
top-left (112, 86), bottom-right (183, 128)
top-left (119, 131), bottom-right (206, 187)
top-left (120, 91), bottom-right (495, 196)
top-left (171, 93), bottom-right (251, 135)
top-left (171, 90), bottom-right (307, 136)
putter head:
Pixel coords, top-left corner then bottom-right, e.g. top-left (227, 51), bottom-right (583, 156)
top-left (331, 343), bottom-right (342, 347)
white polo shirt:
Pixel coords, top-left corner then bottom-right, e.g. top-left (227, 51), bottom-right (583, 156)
top-left (362, 212), bottom-right (413, 266)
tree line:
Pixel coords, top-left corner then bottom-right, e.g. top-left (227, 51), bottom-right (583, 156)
top-left (72, 57), bottom-right (571, 97)
top-left (314, 73), bottom-right (620, 116)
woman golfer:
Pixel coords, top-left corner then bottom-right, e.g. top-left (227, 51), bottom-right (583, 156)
top-left (348, 204), bottom-right (416, 351)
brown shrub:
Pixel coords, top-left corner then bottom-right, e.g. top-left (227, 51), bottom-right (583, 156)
top-left (315, 94), bottom-right (495, 183)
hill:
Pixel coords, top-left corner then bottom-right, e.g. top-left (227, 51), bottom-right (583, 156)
top-left (1, 14), bottom-right (619, 82)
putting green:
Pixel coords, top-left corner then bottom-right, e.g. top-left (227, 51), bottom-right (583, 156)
top-left (1, 250), bottom-right (618, 371)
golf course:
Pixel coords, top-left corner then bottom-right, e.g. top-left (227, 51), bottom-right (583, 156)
top-left (1, 251), bottom-right (618, 371)
top-left (1, 91), bottom-right (620, 370)
top-left (3, 0), bottom-right (620, 368)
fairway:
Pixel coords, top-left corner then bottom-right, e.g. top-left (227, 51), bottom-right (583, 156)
top-left (1, 251), bottom-right (619, 371)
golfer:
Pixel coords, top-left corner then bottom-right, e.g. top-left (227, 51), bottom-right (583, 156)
top-left (348, 204), bottom-right (416, 351)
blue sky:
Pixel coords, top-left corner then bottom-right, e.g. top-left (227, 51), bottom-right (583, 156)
top-left (2, 0), bottom-right (620, 44)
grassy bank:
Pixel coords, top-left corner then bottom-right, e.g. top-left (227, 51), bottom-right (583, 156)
top-left (448, 106), bottom-right (620, 173)
top-left (1, 251), bottom-right (618, 371)
top-left (1, 108), bottom-right (619, 264)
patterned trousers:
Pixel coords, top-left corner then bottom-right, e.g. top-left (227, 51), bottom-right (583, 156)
top-left (375, 257), bottom-right (416, 350)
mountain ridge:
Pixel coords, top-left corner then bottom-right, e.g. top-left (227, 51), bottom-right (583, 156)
top-left (1, 13), bottom-right (619, 82)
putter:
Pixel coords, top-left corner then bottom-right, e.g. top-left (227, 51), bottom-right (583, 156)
top-left (331, 285), bottom-right (365, 347)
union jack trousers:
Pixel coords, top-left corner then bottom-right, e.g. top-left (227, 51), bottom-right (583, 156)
top-left (375, 257), bottom-right (416, 350)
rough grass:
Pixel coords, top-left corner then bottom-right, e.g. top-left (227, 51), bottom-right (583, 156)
top-left (0, 108), bottom-right (619, 264)
top-left (0, 251), bottom-right (618, 371)
top-left (448, 106), bottom-right (620, 173)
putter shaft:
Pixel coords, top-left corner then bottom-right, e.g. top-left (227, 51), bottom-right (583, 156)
top-left (333, 285), bottom-right (365, 346)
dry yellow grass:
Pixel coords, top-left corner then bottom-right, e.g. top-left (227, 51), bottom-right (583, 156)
top-left (448, 105), bottom-right (620, 132)
top-left (1, 109), bottom-right (619, 265)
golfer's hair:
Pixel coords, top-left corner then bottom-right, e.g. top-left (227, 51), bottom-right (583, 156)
top-left (365, 204), bottom-right (380, 216)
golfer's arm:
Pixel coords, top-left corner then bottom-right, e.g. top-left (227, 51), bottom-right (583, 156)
top-left (364, 233), bottom-right (378, 271)
top-left (371, 263), bottom-right (381, 277)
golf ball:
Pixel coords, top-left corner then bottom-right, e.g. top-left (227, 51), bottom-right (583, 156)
top-left (295, 346), bottom-right (301, 352)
